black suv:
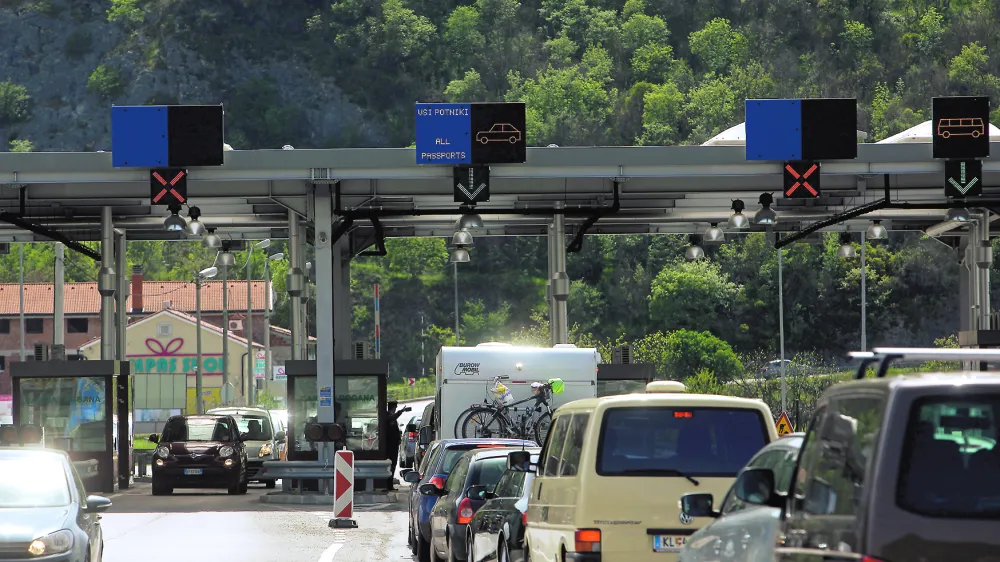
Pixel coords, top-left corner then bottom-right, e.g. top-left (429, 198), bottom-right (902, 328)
top-left (719, 348), bottom-right (1000, 562)
top-left (149, 414), bottom-right (249, 495)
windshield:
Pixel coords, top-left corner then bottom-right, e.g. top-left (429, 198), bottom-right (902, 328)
top-left (440, 445), bottom-right (499, 474)
top-left (0, 457), bottom-right (71, 508)
top-left (231, 414), bottom-right (273, 440)
top-left (162, 418), bottom-right (234, 442)
top-left (897, 395), bottom-right (1000, 519)
top-left (597, 406), bottom-right (768, 477)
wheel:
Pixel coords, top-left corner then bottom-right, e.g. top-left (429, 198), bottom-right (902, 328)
top-left (972, 130), bottom-right (981, 138)
top-left (462, 407), bottom-right (505, 438)
top-left (151, 480), bottom-right (172, 495)
top-left (509, 136), bottom-right (517, 143)
top-left (480, 137), bottom-right (489, 144)
top-left (454, 405), bottom-right (493, 437)
top-left (265, 479), bottom-right (277, 489)
top-left (942, 131), bottom-right (951, 138)
top-left (533, 412), bottom-right (553, 444)
top-left (418, 531), bottom-right (432, 562)
top-left (409, 524), bottom-right (418, 555)
top-left (239, 478), bottom-right (249, 494)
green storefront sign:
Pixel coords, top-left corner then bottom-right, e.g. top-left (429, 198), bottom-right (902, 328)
top-left (129, 356), bottom-right (224, 375)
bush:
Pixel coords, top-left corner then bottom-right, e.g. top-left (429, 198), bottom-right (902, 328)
top-left (87, 65), bottom-right (125, 99)
top-left (0, 80), bottom-right (32, 125)
top-left (9, 139), bottom-right (33, 152)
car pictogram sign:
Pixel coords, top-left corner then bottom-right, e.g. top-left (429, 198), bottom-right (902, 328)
top-left (783, 161), bottom-right (820, 198)
top-left (150, 168), bottom-right (187, 205)
top-left (775, 411), bottom-right (794, 436)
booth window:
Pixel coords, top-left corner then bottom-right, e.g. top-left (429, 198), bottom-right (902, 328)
top-left (339, 376), bottom-right (380, 453)
top-left (0, 319), bottom-right (9, 334)
top-left (67, 318), bottom-right (89, 333)
top-left (17, 376), bottom-right (108, 452)
top-left (292, 378), bottom-right (319, 453)
top-left (25, 318), bottom-right (43, 334)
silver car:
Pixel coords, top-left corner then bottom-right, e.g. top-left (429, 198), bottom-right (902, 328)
top-left (207, 407), bottom-right (285, 488)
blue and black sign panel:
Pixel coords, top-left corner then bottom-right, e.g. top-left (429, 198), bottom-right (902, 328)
top-left (745, 98), bottom-right (858, 161)
top-left (111, 105), bottom-right (225, 168)
top-left (415, 102), bottom-right (527, 165)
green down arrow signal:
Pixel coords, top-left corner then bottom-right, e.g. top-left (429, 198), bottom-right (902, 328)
top-left (949, 161), bottom-right (979, 195)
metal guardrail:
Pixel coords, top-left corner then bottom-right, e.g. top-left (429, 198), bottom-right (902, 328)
top-left (258, 459), bottom-right (392, 494)
top-left (73, 459), bottom-right (99, 478)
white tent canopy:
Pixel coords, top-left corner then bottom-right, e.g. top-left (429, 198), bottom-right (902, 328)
top-left (876, 119), bottom-right (1000, 144)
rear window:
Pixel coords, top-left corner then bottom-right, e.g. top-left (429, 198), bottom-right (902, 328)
top-left (439, 444), bottom-right (504, 474)
top-left (162, 417), bottom-right (233, 442)
top-left (897, 395), bottom-right (1000, 519)
top-left (471, 457), bottom-right (509, 487)
top-left (596, 406), bottom-right (769, 477)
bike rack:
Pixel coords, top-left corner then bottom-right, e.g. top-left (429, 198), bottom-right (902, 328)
top-left (848, 347), bottom-right (1000, 379)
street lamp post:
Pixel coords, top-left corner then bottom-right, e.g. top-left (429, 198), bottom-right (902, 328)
top-left (195, 266), bottom-right (219, 414)
top-left (245, 239), bottom-right (271, 406)
top-left (263, 253), bottom-right (284, 397)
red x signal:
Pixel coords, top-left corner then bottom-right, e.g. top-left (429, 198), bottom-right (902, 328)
top-left (152, 170), bottom-right (186, 203)
top-left (784, 163), bottom-right (818, 196)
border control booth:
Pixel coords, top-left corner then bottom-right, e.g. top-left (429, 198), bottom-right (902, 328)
top-left (10, 361), bottom-right (132, 494)
top-left (284, 359), bottom-right (389, 490)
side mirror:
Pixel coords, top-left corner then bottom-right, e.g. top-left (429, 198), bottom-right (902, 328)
top-left (85, 495), bottom-right (112, 513)
top-left (507, 450), bottom-right (534, 472)
top-left (734, 468), bottom-right (783, 508)
top-left (148, 434), bottom-right (159, 443)
top-left (418, 426), bottom-right (434, 446)
top-left (680, 493), bottom-right (718, 518)
top-left (465, 485), bottom-right (489, 500)
top-left (419, 483), bottom-right (446, 496)
top-left (403, 471), bottom-right (422, 484)
top-left (274, 431), bottom-right (286, 442)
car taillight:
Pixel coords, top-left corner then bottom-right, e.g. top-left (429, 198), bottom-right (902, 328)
top-left (457, 498), bottom-right (475, 524)
top-left (575, 529), bottom-right (601, 553)
top-left (521, 511), bottom-right (528, 525)
top-left (408, 432), bottom-right (417, 440)
top-left (861, 557), bottom-right (888, 562)
top-left (428, 476), bottom-right (446, 489)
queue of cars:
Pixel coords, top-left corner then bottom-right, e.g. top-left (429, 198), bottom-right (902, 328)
top-left (405, 347), bottom-right (1000, 562)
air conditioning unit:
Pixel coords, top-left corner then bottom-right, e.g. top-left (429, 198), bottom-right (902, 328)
top-left (228, 319), bottom-right (243, 331)
top-left (157, 323), bottom-right (172, 337)
top-left (353, 341), bottom-right (369, 359)
top-left (612, 344), bottom-right (632, 364)
top-left (34, 343), bottom-right (50, 362)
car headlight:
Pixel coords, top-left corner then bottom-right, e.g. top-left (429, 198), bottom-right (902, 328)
top-left (259, 443), bottom-right (272, 457)
top-left (219, 446), bottom-right (235, 457)
top-left (28, 529), bottom-right (73, 556)
top-left (155, 445), bottom-right (171, 458)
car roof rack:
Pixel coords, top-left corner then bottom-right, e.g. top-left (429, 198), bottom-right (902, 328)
top-left (849, 347), bottom-right (1000, 379)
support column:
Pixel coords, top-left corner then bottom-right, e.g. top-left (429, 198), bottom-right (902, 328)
top-left (549, 204), bottom-right (569, 345)
top-left (115, 230), bottom-right (128, 361)
top-left (333, 238), bottom-right (351, 360)
top-left (222, 263), bottom-right (230, 402)
top-left (313, 184), bottom-right (336, 472)
top-left (299, 224), bottom-right (310, 359)
top-left (287, 212), bottom-right (305, 360)
top-left (53, 243), bottom-right (65, 360)
top-left (977, 210), bottom-right (992, 329)
top-left (959, 237), bottom-right (972, 333)
top-left (546, 221), bottom-right (556, 342)
top-left (99, 207), bottom-right (117, 360)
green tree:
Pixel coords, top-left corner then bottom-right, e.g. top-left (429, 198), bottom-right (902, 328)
top-left (688, 18), bottom-right (747, 75)
top-left (649, 259), bottom-right (739, 337)
top-left (661, 329), bottom-right (743, 382)
top-left (0, 80), bottom-right (31, 125)
top-left (9, 139), bottom-right (33, 152)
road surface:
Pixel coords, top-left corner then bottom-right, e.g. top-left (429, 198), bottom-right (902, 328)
top-left (101, 482), bottom-right (413, 562)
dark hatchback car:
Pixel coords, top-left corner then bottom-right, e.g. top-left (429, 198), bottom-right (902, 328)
top-left (149, 414), bottom-right (249, 495)
top-left (0, 447), bottom-right (112, 562)
top-left (399, 415), bottom-right (421, 469)
top-left (424, 447), bottom-right (541, 562)
top-left (404, 438), bottom-right (536, 562)
top-left (467, 451), bottom-right (540, 562)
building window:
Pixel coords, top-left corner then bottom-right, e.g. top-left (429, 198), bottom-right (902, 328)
top-left (25, 318), bottom-right (44, 334)
top-left (0, 356), bottom-right (6, 371)
top-left (67, 318), bottom-right (89, 333)
top-left (0, 319), bottom-right (9, 334)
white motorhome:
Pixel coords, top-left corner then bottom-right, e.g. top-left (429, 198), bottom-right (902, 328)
top-left (434, 343), bottom-right (601, 439)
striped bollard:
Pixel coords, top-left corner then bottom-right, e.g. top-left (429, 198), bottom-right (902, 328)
top-left (329, 450), bottom-right (358, 528)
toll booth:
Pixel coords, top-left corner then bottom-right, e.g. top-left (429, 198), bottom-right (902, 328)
top-left (597, 363), bottom-right (655, 397)
top-left (285, 359), bottom-right (389, 489)
top-left (11, 360), bottom-right (132, 494)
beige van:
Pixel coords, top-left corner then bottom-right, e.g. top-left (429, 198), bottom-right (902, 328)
top-left (523, 381), bottom-right (778, 562)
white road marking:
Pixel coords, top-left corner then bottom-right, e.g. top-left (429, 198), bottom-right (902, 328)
top-left (318, 529), bottom-right (348, 562)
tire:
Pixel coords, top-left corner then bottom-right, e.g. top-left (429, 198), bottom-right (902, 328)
top-left (509, 137), bottom-right (517, 143)
top-left (480, 137), bottom-right (489, 144)
top-left (239, 477), bottom-right (249, 494)
top-left (151, 480), bottom-right (172, 496)
top-left (409, 524), bottom-right (418, 555)
top-left (418, 531), bottom-right (432, 562)
top-left (972, 130), bottom-right (981, 138)
top-left (454, 405), bottom-right (493, 437)
top-left (265, 479), bottom-right (277, 489)
top-left (942, 131), bottom-right (951, 138)
top-left (461, 407), bottom-right (505, 439)
top-left (533, 412), bottom-right (553, 444)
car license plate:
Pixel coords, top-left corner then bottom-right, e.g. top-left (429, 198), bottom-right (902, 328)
top-left (183, 468), bottom-right (203, 475)
top-left (653, 535), bottom-right (685, 553)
